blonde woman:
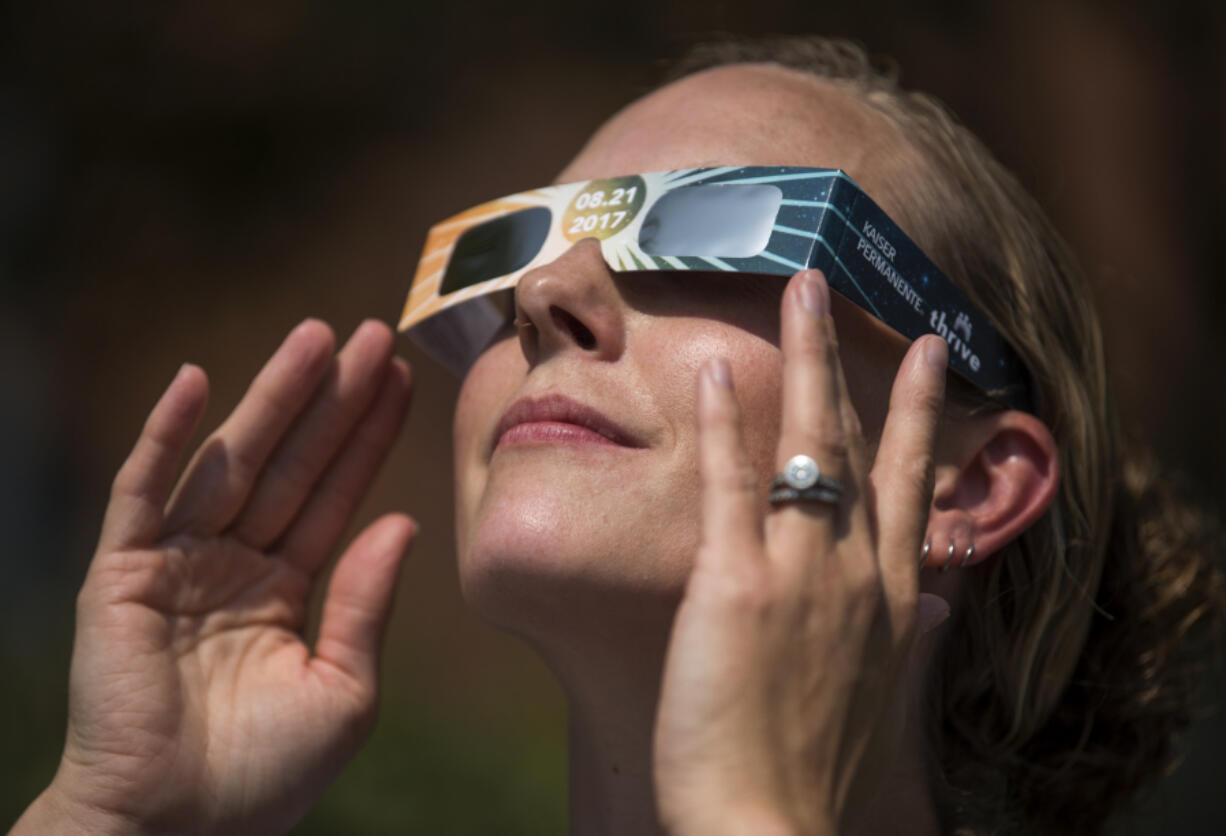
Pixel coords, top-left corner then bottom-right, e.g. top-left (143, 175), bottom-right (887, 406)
top-left (13, 37), bottom-right (1221, 836)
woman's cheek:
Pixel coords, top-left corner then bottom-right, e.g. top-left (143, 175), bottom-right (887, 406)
top-left (452, 338), bottom-right (523, 557)
top-left (647, 323), bottom-right (783, 481)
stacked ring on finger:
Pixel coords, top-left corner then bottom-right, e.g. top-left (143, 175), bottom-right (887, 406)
top-left (768, 454), bottom-right (844, 507)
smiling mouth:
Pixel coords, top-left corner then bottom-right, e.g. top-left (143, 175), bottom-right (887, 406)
top-left (494, 394), bottom-right (646, 451)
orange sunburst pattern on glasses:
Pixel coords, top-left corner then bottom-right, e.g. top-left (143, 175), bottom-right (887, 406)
top-left (399, 192), bottom-right (551, 331)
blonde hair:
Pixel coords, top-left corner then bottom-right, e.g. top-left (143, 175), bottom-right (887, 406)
top-left (670, 36), bottom-right (1224, 834)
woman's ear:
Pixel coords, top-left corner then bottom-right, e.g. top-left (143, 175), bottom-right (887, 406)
top-left (925, 410), bottom-right (1060, 566)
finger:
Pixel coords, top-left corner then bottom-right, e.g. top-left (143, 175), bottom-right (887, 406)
top-left (163, 319), bottom-right (335, 534)
top-left (229, 320), bottom-right (394, 548)
top-left (275, 357), bottom-right (413, 576)
top-left (695, 357), bottom-right (764, 573)
top-left (99, 364), bottom-right (210, 552)
top-left (870, 335), bottom-right (947, 604)
top-left (313, 513), bottom-right (414, 688)
top-left (767, 270), bottom-right (849, 544)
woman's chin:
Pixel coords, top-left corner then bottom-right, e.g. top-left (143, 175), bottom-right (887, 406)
top-left (457, 491), bottom-right (691, 643)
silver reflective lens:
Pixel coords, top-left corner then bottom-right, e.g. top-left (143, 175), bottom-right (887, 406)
top-left (638, 184), bottom-right (782, 258)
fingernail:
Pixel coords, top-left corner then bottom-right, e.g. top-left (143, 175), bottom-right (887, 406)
top-left (293, 317), bottom-right (323, 336)
top-left (393, 518), bottom-right (417, 549)
top-left (706, 357), bottom-right (732, 388)
top-left (357, 317), bottom-right (389, 339)
top-left (917, 593), bottom-right (951, 634)
top-left (924, 336), bottom-right (949, 372)
top-left (799, 270), bottom-right (827, 317)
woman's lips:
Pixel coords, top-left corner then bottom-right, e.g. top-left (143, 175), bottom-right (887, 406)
top-left (494, 394), bottom-right (645, 451)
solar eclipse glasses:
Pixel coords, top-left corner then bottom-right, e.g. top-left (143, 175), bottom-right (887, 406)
top-left (398, 166), bottom-right (1033, 412)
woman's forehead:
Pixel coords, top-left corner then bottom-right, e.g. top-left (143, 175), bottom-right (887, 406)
top-left (556, 64), bottom-right (907, 194)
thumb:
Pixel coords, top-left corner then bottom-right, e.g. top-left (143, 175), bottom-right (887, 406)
top-left (314, 513), bottom-right (415, 687)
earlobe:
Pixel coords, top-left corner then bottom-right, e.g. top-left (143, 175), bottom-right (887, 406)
top-left (925, 410), bottom-right (1060, 567)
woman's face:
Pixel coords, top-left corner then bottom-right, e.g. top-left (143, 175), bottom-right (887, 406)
top-left (452, 64), bottom-right (916, 634)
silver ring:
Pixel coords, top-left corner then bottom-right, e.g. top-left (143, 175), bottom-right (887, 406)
top-left (768, 485), bottom-right (843, 506)
top-left (769, 454), bottom-right (844, 500)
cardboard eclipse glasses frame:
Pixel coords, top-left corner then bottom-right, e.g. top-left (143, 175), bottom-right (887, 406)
top-left (398, 165), bottom-right (1034, 413)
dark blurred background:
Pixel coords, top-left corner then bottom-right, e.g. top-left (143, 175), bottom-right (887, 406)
top-left (2, 0), bottom-right (1223, 833)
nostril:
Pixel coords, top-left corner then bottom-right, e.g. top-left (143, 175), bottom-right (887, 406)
top-left (550, 306), bottom-right (597, 350)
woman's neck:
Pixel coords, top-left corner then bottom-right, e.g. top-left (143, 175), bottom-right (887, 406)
top-left (568, 685), bottom-right (665, 836)
top-left (532, 612), bottom-right (672, 836)
top-left (540, 629), bottom-right (941, 836)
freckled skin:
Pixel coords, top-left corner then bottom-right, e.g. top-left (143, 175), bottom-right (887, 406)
top-left (452, 64), bottom-right (913, 646)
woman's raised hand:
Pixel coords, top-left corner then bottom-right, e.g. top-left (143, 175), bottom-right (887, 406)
top-left (17, 320), bottom-right (415, 835)
top-left (654, 270), bottom-right (950, 836)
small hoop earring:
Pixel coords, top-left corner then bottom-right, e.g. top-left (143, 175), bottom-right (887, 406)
top-left (940, 541), bottom-right (956, 573)
top-left (960, 544), bottom-right (975, 568)
top-left (919, 539), bottom-right (931, 569)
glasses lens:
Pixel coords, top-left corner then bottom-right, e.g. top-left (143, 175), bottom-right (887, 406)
top-left (440, 206), bottom-right (553, 294)
top-left (638, 184), bottom-right (782, 259)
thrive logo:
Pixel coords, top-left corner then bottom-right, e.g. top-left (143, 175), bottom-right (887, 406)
top-left (930, 309), bottom-right (981, 372)
top-left (953, 312), bottom-right (972, 342)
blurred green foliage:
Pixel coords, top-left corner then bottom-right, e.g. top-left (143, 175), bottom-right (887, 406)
top-left (0, 628), bottom-right (567, 833)
top-left (298, 685), bottom-right (566, 834)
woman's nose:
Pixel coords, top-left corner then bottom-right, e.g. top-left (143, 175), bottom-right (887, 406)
top-left (513, 238), bottom-right (627, 366)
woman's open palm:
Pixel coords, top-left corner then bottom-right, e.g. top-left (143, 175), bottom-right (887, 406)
top-left (50, 320), bottom-right (415, 835)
